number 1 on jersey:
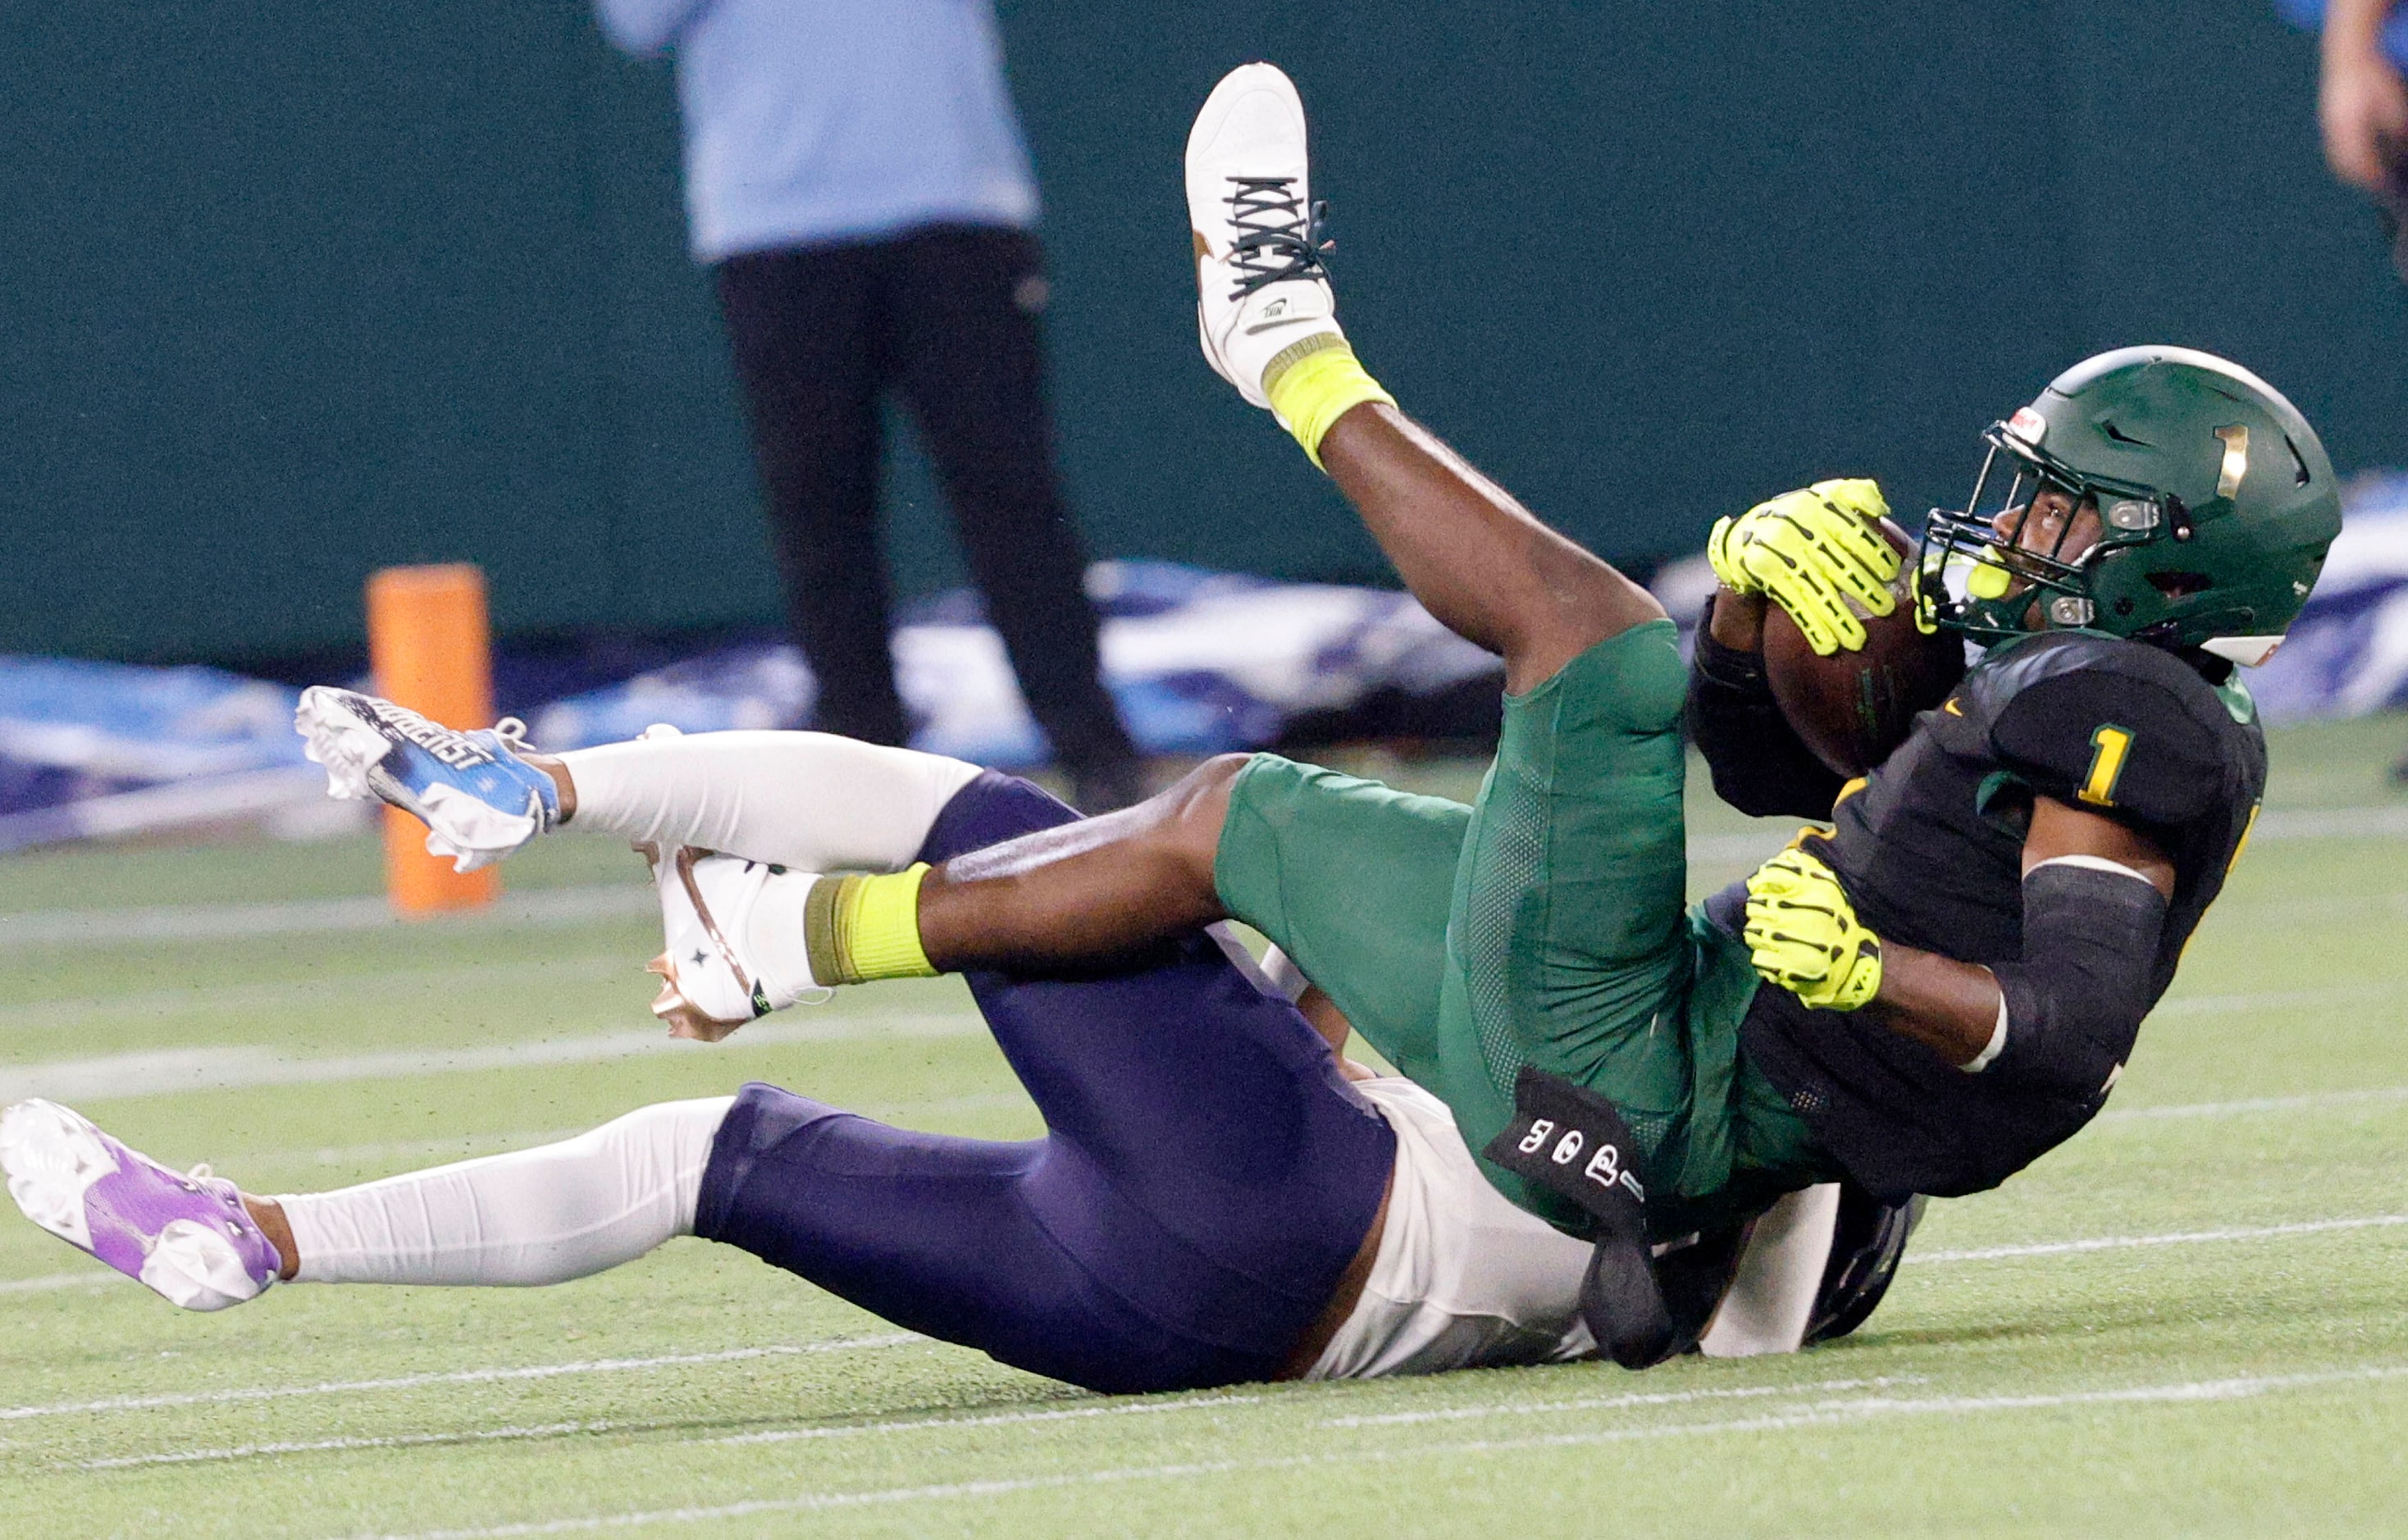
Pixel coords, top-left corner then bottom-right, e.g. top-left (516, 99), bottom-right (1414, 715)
top-left (2078, 724), bottom-right (2135, 808)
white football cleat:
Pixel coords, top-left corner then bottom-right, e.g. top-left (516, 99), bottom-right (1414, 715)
top-left (294, 686), bottom-right (559, 873)
top-left (1185, 62), bottom-right (1347, 408)
top-left (0, 1100), bottom-right (280, 1311)
top-left (641, 845), bottom-right (827, 1041)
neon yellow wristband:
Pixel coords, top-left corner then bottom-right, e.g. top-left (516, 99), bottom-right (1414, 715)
top-left (1263, 335), bottom-right (1395, 470)
top-left (843, 863), bottom-right (937, 982)
top-left (806, 865), bottom-right (939, 985)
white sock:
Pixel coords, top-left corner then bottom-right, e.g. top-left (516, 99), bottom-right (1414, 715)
top-left (557, 731), bottom-right (982, 873)
top-left (1695, 1182), bottom-right (1842, 1358)
top-left (274, 1097), bottom-right (733, 1287)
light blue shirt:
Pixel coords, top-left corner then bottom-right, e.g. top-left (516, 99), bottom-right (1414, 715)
top-left (595, 0), bottom-right (1041, 262)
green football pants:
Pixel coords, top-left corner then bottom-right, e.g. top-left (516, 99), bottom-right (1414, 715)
top-left (1217, 622), bottom-right (1831, 1235)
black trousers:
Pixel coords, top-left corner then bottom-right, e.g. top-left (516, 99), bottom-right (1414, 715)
top-left (715, 226), bottom-right (1137, 781)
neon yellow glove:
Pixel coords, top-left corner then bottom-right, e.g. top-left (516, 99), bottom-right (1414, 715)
top-left (1743, 840), bottom-right (1884, 1012)
top-left (1908, 563), bottom-right (1941, 636)
top-left (1705, 478), bottom-right (1901, 656)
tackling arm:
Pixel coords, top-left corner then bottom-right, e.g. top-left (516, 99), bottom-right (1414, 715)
top-left (1687, 592), bottom-right (1850, 819)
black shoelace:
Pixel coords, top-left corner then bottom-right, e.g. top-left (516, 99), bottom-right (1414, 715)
top-left (1223, 176), bottom-right (1333, 298)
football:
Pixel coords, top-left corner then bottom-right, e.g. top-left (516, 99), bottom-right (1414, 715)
top-left (1761, 519), bottom-right (1967, 777)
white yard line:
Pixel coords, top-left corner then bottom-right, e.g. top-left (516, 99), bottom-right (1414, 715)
top-left (0, 1270), bottom-right (112, 1295)
top-left (358, 1365), bottom-right (2408, 1538)
top-left (2250, 805), bottom-right (2408, 841)
top-left (0, 956), bottom-right (639, 1035)
top-left (712, 1392), bottom-right (1266, 1447)
top-left (1325, 1375), bottom-right (1920, 1428)
top-left (97, 1378), bottom-right (1910, 1474)
top-left (6, 1023), bottom-right (2376, 1119)
top-left (0, 885), bottom-right (654, 950)
top-left (1910, 1214), bottom-right (2408, 1264)
top-left (2147, 982), bottom-right (2405, 1020)
top-left (75, 1392), bottom-right (1270, 1471)
top-left (60, 1383), bottom-right (1906, 1476)
top-left (0, 1336), bottom-right (923, 1422)
top-left (0, 1011), bottom-right (982, 1105)
top-left (81, 1420), bottom-right (615, 1470)
top-left (2104, 1084), bottom-right (2408, 1121)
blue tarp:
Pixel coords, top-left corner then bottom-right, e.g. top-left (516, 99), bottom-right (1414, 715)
top-left (527, 561), bottom-right (1496, 760)
top-left (2250, 473), bottom-right (2408, 722)
top-left (0, 562), bottom-right (1499, 849)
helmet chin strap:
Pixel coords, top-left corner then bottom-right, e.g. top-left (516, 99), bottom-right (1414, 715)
top-left (2199, 634), bottom-right (2286, 667)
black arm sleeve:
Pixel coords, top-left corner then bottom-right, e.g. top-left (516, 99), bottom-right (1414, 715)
top-left (1984, 862), bottom-right (2167, 1099)
top-left (1685, 595), bottom-right (1849, 820)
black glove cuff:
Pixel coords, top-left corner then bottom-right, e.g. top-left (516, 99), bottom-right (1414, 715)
top-left (1480, 1065), bottom-right (1651, 1242)
top-left (1483, 1067), bottom-right (1676, 1367)
top-left (1691, 597), bottom-right (1773, 692)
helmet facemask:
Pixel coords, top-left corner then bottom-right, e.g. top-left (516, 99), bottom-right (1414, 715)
top-left (1918, 418), bottom-right (2178, 645)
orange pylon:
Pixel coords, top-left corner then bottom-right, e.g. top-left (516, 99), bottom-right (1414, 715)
top-left (366, 563), bottom-right (499, 915)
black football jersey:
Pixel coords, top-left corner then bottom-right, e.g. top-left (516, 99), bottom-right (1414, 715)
top-left (1713, 631), bottom-right (2266, 1201)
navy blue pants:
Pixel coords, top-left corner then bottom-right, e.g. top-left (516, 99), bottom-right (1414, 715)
top-left (692, 772), bottom-right (1398, 1392)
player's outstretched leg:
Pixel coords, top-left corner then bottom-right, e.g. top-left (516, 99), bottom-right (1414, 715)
top-left (1188, 65), bottom-right (1722, 1223)
top-left (0, 1069), bottom-right (1376, 1394)
top-left (2, 1098), bottom-right (732, 1301)
top-left (1187, 63), bottom-right (1662, 691)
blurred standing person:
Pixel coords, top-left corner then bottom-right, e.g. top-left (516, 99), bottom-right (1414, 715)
top-left (2303, 0), bottom-right (2408, 275)
top-left (2303, 1), bottom-right (2408, 781)
top-left (2317, 0), bottom-right (2408, 200)
top-left (595, 0), bottom-right (1147, 810)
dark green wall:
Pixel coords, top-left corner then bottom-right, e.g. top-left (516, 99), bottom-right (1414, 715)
top-left (2, 1), bottom-right (2401, 662)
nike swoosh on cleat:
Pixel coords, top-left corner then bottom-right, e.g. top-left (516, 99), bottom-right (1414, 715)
top-left (1243, 315), bottom-right (1321, 336)
top-left (1193, 230), bottom-right (1214, 261)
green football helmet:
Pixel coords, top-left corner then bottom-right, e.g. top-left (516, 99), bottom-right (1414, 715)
top-left (1918, 346), bottom-right (2342, 665)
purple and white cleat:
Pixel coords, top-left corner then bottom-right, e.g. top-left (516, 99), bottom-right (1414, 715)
top-left (0, 1100), bottom-right (280, 1310)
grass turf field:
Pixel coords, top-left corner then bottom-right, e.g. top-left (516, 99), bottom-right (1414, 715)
top-left (2, 720), bottom-right (2407, 1537)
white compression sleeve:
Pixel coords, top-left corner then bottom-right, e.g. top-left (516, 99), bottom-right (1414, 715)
top-left (274, 1097), bottom-right (734, 1287)
top-left (556, 731), bottom-right (983, 873)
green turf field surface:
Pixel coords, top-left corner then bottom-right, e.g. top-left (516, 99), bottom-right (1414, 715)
top-left (3, 720), bottom-right (2407, 1536)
